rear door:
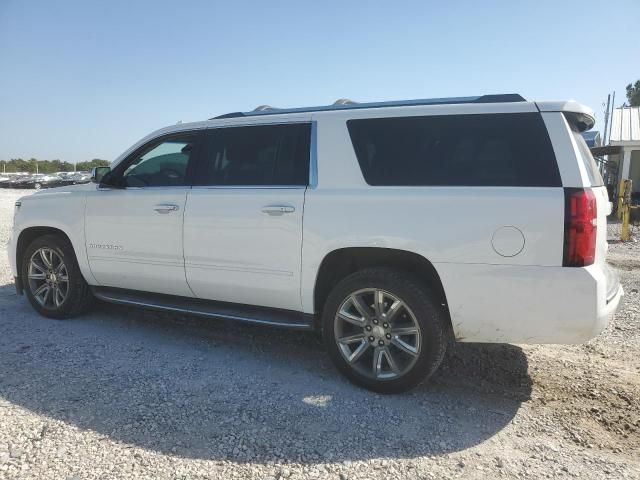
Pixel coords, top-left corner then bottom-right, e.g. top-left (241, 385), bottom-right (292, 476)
top-left (183, 121), bottom-right (311, 311)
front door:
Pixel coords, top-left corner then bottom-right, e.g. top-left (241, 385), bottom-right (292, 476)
top-left (85, 131), bottom-right (202, 297)
top-left (183, 122), bottom-right (311, 311)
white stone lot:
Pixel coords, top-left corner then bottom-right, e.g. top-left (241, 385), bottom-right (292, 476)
top-left (0, 188), bottom-right (638, 479)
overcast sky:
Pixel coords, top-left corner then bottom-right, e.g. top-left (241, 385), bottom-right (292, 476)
top-left (0, 0), bottom-right (638, 163)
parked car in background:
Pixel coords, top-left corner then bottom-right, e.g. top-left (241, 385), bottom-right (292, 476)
top-left (69, 172), bottom-right (92, 184)
top-left (57, 172), bottom-right (93, 185)
top-left (8, 94), bottom-right (624, 392)
top-left (55, 172), bottom-right (75, 184)
top-left (27, 174), bottom-right (71, 190)
top-left (0, 172), bottom-right (93, 189)
top-left (4, 175), bottom-right (33, 188)
top-left (11, 174), bottom-right (48, 189)
top-left (13, 173), bottom-right (65, 190)
top-left (53, 173), bottom-right (75, 187)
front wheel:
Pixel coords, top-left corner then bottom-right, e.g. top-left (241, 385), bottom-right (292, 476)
top-left (21, 234), bottom-right (93, 319)
top-left (322, 268), bottom-right (448, 393)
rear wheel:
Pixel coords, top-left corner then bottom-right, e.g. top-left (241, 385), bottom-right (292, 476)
top-left (22, 234), bottom-right (93, 319)
top-left (323, 268), bottom-right (448, 393)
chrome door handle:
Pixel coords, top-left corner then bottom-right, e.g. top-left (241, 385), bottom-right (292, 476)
top-left (261, 205), bottom-right (295, 216)
top-left (154, 204), bottom-right (180, 214)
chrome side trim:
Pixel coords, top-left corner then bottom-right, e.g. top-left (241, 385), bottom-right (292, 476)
top-left (88, 256), bottom-right (184, 267)
top-left (184, 262), bottom-right (293, 276)
top-left (97, 185), bottom-right (192, 191)
top-left (133, 186), bottom-right (191, 190)
top-left (190, 185), bottom-right (305, 190)
top-left (93, 291), bottom-right (311, 329)
top-left (202, 119), bottom-right (312, 129)
top-left (309, 120), bottom-right (318, 188)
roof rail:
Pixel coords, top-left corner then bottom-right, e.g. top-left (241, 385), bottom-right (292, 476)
top-left (253, 105), bottom-right (276, 112)
top-left (214, 112), bottom-right (245, 119)
top-left (210, 94), bottom-right (526, 120)
top-left (333, 98), bottom-right (357, 105)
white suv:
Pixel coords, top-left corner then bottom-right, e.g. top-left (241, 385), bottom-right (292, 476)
top-left (8, 94), bottom-right (624, 392)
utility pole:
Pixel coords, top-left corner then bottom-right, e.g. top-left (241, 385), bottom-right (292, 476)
top-left (609, 91), bottom-right (616, 143)
top-left (603, 94), bottom-right (611, 146)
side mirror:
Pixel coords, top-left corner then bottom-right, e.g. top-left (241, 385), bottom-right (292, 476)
top-left (91, 166), bottom-right (111, 184)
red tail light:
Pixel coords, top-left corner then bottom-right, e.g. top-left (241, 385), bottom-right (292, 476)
top-left (563, 188), bottom-right (597, 267)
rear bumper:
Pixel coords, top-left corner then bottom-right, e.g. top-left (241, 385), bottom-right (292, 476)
top-left (592, 283), bottom-right (623, 337)
top-left (587, 262), bottom-right (623, 340)
top-left (436, 261), bottom-right (624, 344)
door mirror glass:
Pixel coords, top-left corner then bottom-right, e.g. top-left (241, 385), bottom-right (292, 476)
top-left (91, 166), bottom-right (111, 183)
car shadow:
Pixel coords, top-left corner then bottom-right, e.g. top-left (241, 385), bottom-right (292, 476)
top-left (0, 282), bottom-right (532, 463)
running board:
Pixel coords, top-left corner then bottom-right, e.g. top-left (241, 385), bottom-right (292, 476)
top-left (91, 287), bottom-right (314, 330)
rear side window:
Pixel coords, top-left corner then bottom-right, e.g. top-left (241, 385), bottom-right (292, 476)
top-left (195, 123), bottom-right (311, 186)
top-left (566, 118), bottom-right (604, 187)
top-left (347, 113), bottom-right (560, 187)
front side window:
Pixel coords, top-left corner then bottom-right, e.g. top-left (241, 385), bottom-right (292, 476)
top-left (195, 123), bottom-right (311, 186)
top-left (121, 135), bottom-right (197, 187)
top-left (347, 113), bottom-right (561, 187)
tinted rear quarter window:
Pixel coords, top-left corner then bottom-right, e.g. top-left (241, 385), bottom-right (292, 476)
top-left (565, 118), bottom-right (604, 187)
top-left (347, 113), bottom-right (560, 187)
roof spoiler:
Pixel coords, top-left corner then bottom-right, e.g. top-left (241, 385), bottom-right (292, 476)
top-left (535, 101), bottom-right (595, 132)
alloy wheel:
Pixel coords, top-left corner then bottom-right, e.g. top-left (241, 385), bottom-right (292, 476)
top-left (27, 247), bottom-right (69, 309)
top-left (334, 288), bottom-right (421, 380)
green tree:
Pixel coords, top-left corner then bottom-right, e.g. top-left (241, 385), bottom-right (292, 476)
top-left (626, 80), bottom-right (640, 107)
top-left (76, 159), bottom-right (110, 171)
top-left (1, 158), bottom-right (111, 173)
top-left (59, 161), bottom-right (75, 172)
top-left (0, 158), bottom-right (110, 173)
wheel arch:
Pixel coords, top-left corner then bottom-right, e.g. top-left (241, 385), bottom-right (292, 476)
top-left (313, 247), bottom-right (452, 336)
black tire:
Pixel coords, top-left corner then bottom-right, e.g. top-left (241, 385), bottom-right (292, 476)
top-left (322, 268), bottom-right (448, 393)
top-left (21, 234), bottom-right (93, 319)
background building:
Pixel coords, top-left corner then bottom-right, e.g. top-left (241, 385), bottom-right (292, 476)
top-left (609, 106), bottom-right (640, 200)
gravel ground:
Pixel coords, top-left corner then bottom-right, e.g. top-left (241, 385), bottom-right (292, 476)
top-left (0, 188), bottom-right (638, 479)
